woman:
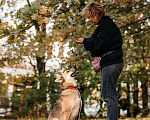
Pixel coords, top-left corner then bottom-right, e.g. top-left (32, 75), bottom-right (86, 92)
top-left (74, 2), bottom-right (124, 120)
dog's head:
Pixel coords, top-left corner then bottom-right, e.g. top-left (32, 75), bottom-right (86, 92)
top-left (55, 66), bottom-right (79, 88)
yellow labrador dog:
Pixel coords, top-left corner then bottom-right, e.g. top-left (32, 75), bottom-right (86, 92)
top-left (48, 66), bottom-right (82, 120)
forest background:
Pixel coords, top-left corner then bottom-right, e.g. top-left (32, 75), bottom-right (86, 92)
top-left (0, 0), bottom-right (150, 119)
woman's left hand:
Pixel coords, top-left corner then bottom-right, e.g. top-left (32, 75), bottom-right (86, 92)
top-left (74, 38), bottom-right (84, 44)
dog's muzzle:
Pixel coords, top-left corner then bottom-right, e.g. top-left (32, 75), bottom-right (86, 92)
top-left (71, 66), bottom-right (79, 77)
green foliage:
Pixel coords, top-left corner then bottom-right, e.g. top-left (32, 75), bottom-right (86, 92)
top-left (11, 71), bottom-right (60, 118)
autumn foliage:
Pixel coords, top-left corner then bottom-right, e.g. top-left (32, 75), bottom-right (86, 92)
top-left (0, 0), bottom-right (150, 119)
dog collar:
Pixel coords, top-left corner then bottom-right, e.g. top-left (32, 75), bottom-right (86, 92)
top-left (66, 86), bottom-right (76, 90)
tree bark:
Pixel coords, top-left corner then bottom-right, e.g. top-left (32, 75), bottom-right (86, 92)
top-left (36, 57), bottom-right (46, 75)
top-left (141, 77), bottom-right (149, 116)
top-left (133, 80), bottom-right (139, 117)
top-left (127, 83), bottom-right (131, 117)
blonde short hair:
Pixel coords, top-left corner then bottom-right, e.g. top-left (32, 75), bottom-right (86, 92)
top-left (82, 1), bottom-right (105, 19)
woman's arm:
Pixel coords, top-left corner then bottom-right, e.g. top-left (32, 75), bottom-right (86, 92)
top-left (83, 29), bottom-right (110, 52)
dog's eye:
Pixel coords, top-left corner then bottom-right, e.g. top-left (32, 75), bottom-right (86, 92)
top-left (67, 70), bottom-right (69, 73)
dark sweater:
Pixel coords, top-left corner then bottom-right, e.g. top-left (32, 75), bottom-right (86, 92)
top-left (83, 16), bottom-right (123, 68)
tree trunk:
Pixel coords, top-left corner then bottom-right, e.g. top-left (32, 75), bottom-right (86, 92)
top-left (127, 83), bottom-right (131, 117)
top-left (141, 49), bottom-right (149, 116)
top-left (141, 77), bottom-right (149, 116)
top-left (133, 80), bottom-right (139, 117)
top-left (36, 22), bottom-right (46, 75)
top-left (36, 57), bottom-right (45, 75)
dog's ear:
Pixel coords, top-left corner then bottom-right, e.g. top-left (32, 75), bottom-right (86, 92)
top-left (55, 77), bottom-right (64, 83)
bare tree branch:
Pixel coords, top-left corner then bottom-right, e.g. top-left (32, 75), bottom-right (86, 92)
top-left (26, 0), bottom-right (31, 7)
top-left (28, 56), bottom-right (36, 71)
top-left (119, 16), bottom-right (150, 29)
